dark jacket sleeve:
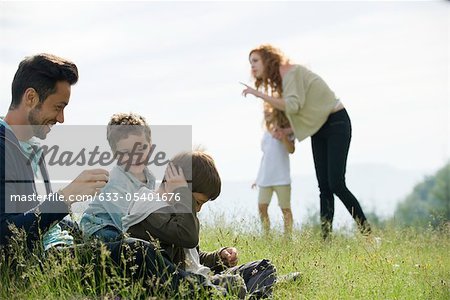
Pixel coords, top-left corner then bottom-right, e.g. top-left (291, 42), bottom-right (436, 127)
top-left (0, 135), bottom-right (68, 248)
top-left (198, 247), bottom-right (228, 273)
top-left (127, 187), bottom-right (199, 248)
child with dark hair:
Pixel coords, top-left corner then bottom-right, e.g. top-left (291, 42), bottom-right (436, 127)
top-left (123, 150), bottom-right (279, 299)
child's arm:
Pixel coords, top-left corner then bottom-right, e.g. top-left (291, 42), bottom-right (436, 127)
top-left (198, 246), bottom-right (239, 272)
top-left (127, 187), bottom-right (200, 248)
top-left (273, 127), bottom-right (295, 154)
top-left (279, 132), bottom-right (295, 154)
top-left (126, 163), bottom-right (200, 247)
top-left (198, 247), bottom-right (228, 273)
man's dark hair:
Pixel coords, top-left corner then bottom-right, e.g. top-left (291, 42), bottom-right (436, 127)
top-left (10, 53), bottom-right (79, 110)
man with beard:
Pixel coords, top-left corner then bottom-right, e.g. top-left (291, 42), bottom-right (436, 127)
top-left (0, 54), bottom-right (220, 297)
top-left (0, 53), bottom-right (106, 249)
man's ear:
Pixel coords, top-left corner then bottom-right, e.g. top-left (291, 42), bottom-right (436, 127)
top-left (23, 88), bottom-right (39, 108)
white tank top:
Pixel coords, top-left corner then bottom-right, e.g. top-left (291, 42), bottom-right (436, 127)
top-left (256, 131), bottom-right (291, 187)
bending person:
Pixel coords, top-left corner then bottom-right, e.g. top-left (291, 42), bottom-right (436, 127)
top-left (242, 45), bottom-right (371, 239)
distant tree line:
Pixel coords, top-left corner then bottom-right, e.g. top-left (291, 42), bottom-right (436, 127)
top-left (393, 162), bottom-right (450, 228)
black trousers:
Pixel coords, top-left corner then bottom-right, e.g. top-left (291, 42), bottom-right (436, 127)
top-left (311, 109), bottom-right (370, 237)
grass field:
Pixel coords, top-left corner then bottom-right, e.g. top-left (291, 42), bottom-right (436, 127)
top-left (201, 223), bottom-right (449, 299)
top-left (1, 223), bottom-right (449, 299)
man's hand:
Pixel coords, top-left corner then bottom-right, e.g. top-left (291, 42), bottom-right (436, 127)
top-left (60, 169), bottom-right (109, 206)
top-left (220, 247), bottom-right (239, 267)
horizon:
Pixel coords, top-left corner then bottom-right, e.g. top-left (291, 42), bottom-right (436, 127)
top-left (1, 1), bottom-right (448, 186)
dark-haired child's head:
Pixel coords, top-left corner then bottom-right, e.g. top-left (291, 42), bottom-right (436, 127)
top-left (168, 151), bottom-right (221, 212)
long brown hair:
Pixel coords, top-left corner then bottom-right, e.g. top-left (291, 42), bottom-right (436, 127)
top-left (263, 102), bottom-right (290, 132)
top-left (249, 44), bottom-right (288, 98)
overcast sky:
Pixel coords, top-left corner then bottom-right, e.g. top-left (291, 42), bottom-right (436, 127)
top-left (1, 1), bottom-right (448, 181)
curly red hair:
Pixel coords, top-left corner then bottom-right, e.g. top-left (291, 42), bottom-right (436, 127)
top-left (249, 44), bottom-right (289, 97)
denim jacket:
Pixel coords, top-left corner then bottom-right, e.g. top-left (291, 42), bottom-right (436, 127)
top-left (79, 165), bottom-right (155, 238)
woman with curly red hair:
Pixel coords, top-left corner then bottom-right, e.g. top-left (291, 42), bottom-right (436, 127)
top-left (242, 44), bottom-right (371, 239)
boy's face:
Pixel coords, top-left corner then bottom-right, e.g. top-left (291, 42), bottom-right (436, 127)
top-left (115, 133), bottom-right (151, 174)
top-left (193, 192), bottom-right (209, 212)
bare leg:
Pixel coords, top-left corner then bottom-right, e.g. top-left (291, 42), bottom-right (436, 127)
top-left (281, 208), bottom-right (293, 236)
top-left (258, 203), bottom-right (270, 234)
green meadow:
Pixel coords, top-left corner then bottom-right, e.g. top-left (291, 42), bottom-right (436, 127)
top-left (1, 223), bottom-right (448, 299)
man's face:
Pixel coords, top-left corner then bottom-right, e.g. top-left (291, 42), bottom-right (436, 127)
top-left (28, 81), bottom-right (71, 139)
